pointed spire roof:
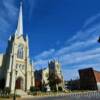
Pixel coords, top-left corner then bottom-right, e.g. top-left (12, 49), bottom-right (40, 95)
top-left (15, 2), bottom-right (23, 36)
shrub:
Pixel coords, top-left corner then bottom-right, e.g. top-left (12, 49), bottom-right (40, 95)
top-left (41, 87), bottom-right (46, 92)
top-left (30, 86), bottom-right (36, 93)
top-left (3, 87), bottom-right (10, 95)
top-left (58, 87), bottom-right (63, 91)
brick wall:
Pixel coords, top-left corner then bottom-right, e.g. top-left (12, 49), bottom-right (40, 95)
top-left (93, 71), bottom-right (100, 82)
top-left (79, 68), bottom-right (98, 90)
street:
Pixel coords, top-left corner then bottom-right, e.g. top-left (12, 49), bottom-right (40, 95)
top-left (1, 91), bottom-right (100, 100)
top-left (21, 95), bottom-right (100, 100)
top-left (20, 91), bottom-right (100, 100)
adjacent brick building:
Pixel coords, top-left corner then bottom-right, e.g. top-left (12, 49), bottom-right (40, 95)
top-left (79, 68), bottom-right (100, 90)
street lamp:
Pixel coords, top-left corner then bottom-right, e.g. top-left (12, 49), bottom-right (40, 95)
top-left (13, 70), bottom-right (18, 100)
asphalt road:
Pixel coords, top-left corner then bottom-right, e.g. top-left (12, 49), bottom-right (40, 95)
top-left (21, 95), bottom-right (100, 100)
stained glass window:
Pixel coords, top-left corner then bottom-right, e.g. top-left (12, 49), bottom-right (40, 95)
top-left (17, 44), bottom-right (24, 59)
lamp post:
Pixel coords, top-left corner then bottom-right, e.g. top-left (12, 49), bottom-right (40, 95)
top-left (13, 70), bottom-right (18, 100)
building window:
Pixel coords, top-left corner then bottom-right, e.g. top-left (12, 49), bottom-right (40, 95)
top-left (17, 44), bottom-right (24, 59)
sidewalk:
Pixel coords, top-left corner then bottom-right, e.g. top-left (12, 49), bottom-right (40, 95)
top-left (21, 92), bottom-right (68, 99)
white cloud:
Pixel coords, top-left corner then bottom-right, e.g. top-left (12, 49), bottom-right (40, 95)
top-left (83, 13), bottom-right (100, 29)
top-left (28, 0), bottom-right (36, 19)
top-left (0, 0), bottom-right (19, 46)
top-left (34, 36), bottom-right (100, 72)
top-left (34, 49), bottom-right (55, 60)
top-left (0, 1), bottom-right (18, 32)
top-left (68, 13), bottom-right (100, 43)
top-left (34, 59), bottom-right (51, 70)
top-left (56, 37), bottom-right (97, 56)
top-left (33, 13), bottom-right (100, 80)
top-left (60, 47), bottom-right (100, 65)
top-left (68, 24), bottom-right (100, 43)
top-left (0, 0), bottom-right (20, 52)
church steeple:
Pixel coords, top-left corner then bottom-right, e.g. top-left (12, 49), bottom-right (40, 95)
top-left (15, 2), bottom-right (23, 36)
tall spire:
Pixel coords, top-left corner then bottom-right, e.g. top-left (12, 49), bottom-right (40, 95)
top-left (15, 2), bottom-right (23, 36)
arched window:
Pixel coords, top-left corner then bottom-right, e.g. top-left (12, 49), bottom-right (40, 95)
top-left (17, 44), bottom-right (24, 59)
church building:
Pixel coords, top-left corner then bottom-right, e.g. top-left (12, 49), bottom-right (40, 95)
top-left (0, 2), bottom-right (35, 94)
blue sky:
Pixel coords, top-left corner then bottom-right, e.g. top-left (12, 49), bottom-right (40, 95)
top-left (0, 0), bottom-right (100, 80)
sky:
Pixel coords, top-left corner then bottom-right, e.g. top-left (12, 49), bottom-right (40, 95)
top-left (0, 0), bottom-right (100, 80)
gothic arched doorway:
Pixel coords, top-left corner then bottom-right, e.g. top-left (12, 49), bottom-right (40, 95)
top-left (15, 77), bottom-right (23, 90)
